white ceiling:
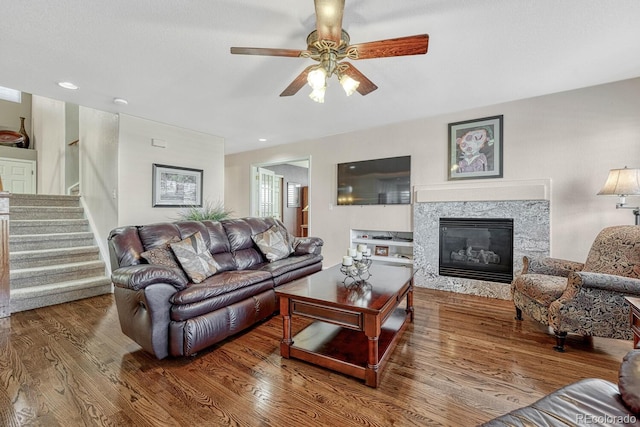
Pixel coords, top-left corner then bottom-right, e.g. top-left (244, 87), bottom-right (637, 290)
top-left (2, 1), bottom-right (640, 154)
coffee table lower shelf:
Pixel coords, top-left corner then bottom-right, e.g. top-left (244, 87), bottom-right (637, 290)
top-left (283, 307), bottom-right (409, 386)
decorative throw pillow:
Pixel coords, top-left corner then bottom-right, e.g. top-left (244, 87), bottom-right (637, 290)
top-left (170, 231), bottom-right (220, 283)
top-left (252, 225), bottom-right (293, 262)
top-left (619, 349), bottom-right (640, 413)
top-left (140, 236), bottom-right (181, 269)
top-left (275, 222), bottom-right (296, 254)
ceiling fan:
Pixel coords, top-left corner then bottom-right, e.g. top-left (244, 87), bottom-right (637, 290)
top-left (230, 0), bottom-right (429, 103)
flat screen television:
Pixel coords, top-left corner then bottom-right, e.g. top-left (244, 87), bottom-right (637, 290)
top-left (337, 155), bottom-right (411, 205)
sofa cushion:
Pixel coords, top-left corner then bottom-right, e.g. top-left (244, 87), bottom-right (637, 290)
top-left (139, 223), bottom-right (182, 251)
top-left (222, 218), bottom-right (271, 269)
top-left (619, 349), bottom-right (640, 414)
top-left (171, 232), bottom-right (220, 284)
top-left (108, 226), bottom-right (145, 267)
top-left (170, 280), bottom-right (275, 321)
top-left (140, 236), bottom-right (181, 269)
top-left (251, 253), bottom-right (321, 277)
top-left (252, 225), bottom-right (293, 262)
top-left (170, 270), bottom-right (273, 305)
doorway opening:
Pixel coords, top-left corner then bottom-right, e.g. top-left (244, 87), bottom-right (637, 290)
top-left (251, 158), bottom-right (310, 237)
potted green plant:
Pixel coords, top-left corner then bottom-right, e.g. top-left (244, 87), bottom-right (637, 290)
top-left (175, 200), bottom-right (233, 222)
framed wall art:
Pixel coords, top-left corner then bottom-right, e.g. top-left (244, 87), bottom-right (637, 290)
top-left (448, 115), bottom-right (503, 180)
top-left (152, 164), bottom-right (203, 207)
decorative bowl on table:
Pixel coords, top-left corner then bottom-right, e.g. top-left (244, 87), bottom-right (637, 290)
top-left (0, 130), bottom-right (25, 147)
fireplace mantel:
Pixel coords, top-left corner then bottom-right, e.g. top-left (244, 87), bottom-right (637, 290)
top-left (412, 180), bottom-right (551, 300)
top-left (414, 179), bottom-right (551, 203)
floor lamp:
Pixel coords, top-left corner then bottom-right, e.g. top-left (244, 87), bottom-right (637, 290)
top-left (598, 166), bottom-right (640, 225)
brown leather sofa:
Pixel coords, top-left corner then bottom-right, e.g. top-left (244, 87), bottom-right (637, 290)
top-left (108, 217), bottom-right (323, 359)
top-left (481, 350), bottom-right (640, 426)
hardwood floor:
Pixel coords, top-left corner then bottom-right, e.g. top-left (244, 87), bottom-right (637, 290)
top-left (0, 287), bottom-right (633, 426)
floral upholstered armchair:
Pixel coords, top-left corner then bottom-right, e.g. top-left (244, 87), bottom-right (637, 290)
top-left (512, 225), bottom-right (640, 351)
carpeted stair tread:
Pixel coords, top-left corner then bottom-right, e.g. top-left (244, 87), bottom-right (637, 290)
top-left (10, 246), bottom-right (101, 269)
top-left (10, 206), bottom-right (85, 220)
top-left (8, 194), bottom-right (112, 313)
top-left (11, 260), bottom-right (105, 277)
top-left (10, 277), bottom-right (112, 313)
top-left (9, 194), bottom-right (81, 207)
top-left (11, 245), bottom-right (100, 258)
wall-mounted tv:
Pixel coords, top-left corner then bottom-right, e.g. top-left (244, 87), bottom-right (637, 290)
top-left (337, 155), bottom-right (411, 206)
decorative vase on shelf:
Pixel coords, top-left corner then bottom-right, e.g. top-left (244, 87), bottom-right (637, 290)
top-left (18, 117), bottom-right (29, 149)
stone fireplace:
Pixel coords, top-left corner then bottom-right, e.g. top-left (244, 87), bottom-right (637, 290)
top-left (412, 180), bottom-right (550, 299)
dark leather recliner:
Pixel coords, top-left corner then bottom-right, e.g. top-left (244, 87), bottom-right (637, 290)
top-left (481, 350), bottom-right (640, 426)
top-left (108, 217), bottom-right (323, 359)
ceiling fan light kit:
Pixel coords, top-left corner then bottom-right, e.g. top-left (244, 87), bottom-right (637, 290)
top-left (230, 0), bottom-right (429, 103)
top-left (309, 87), bottom-right (326, 103)
top-left (339, 74), bottom-right (359, 96)
top-left (307, 67), bottom-right (327, 90)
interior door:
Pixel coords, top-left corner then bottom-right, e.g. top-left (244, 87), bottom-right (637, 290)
top-left (0, 158), bottom-right (36, 194)
top-left (255, 167), bottom-right (283, 219)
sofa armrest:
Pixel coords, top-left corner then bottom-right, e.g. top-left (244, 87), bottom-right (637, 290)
top-left (111, 264), bottom-right (189, 291)
top-left (523, 256), bottom-right (584, 276)
top-left (293, 237), bottom-right (324, 256)
top-left (571, 271), bottom-right (640, 295)
top-left (114, 284), bottom-right (177, 359)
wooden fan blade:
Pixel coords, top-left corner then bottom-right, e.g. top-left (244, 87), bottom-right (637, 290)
top-left (341, 63), bottom-right (378, 96)
top-left (314, 0), bottom-right (345, 44)
top-left (230, 47), bottom-right (305, 58)
top-left (349, 34), bottom-right (429, 59)
top-left (280, 66), bottom-right (315, 97)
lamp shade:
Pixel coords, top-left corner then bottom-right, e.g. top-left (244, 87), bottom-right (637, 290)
top-left (597, 167), bottom-right (640, 196)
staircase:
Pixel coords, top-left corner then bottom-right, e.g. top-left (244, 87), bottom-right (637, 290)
top-left (8, 194), bottom-right (112, 313)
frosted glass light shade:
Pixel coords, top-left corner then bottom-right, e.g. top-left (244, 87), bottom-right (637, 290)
top-left (340, 75), bottom-right (360, 96)
top-left (598, 167), bottom-right (640, 196)
top-left (307, 68), bottom-right (327, 90)
top-left (309, 87), bottom-right (325, 103)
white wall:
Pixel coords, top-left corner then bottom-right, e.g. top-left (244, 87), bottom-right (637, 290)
top-left (117, 114), bottom-right (225, 226)
top-left (33, 95), bottom-right (66, 194)
top-left (225, 78), bottom-right (640, 268)
top-left (79, 107), bottom-right (119, 266)
top-left (0, 93), bottom-right (31, 133)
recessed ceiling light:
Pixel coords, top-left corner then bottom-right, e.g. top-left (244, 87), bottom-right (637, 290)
top-left (113, 98), bottom-right (128, 105)
top-left (57, 81), bottom-right (79, 90)
top-left (258, 138), bottom-right (267, 142)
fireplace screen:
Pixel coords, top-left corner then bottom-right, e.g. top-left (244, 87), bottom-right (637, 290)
top-left (439, 217), bottom-right (514, 283)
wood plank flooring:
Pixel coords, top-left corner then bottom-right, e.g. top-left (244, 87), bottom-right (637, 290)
top-left (0, 287), bottom-right (633, 426)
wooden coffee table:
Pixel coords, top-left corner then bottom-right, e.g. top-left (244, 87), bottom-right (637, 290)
top-left (275, 263), bottom-right (414, 387)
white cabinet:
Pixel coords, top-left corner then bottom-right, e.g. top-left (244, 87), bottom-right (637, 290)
top-left (350, 229), bottom-right (413, 266)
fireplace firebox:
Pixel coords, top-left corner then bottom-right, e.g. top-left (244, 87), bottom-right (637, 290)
top-left (439, 217), bottom-right (514, 283)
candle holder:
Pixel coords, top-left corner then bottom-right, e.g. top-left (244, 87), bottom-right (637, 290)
top-left (340, 255), bottom-right (372, 285)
